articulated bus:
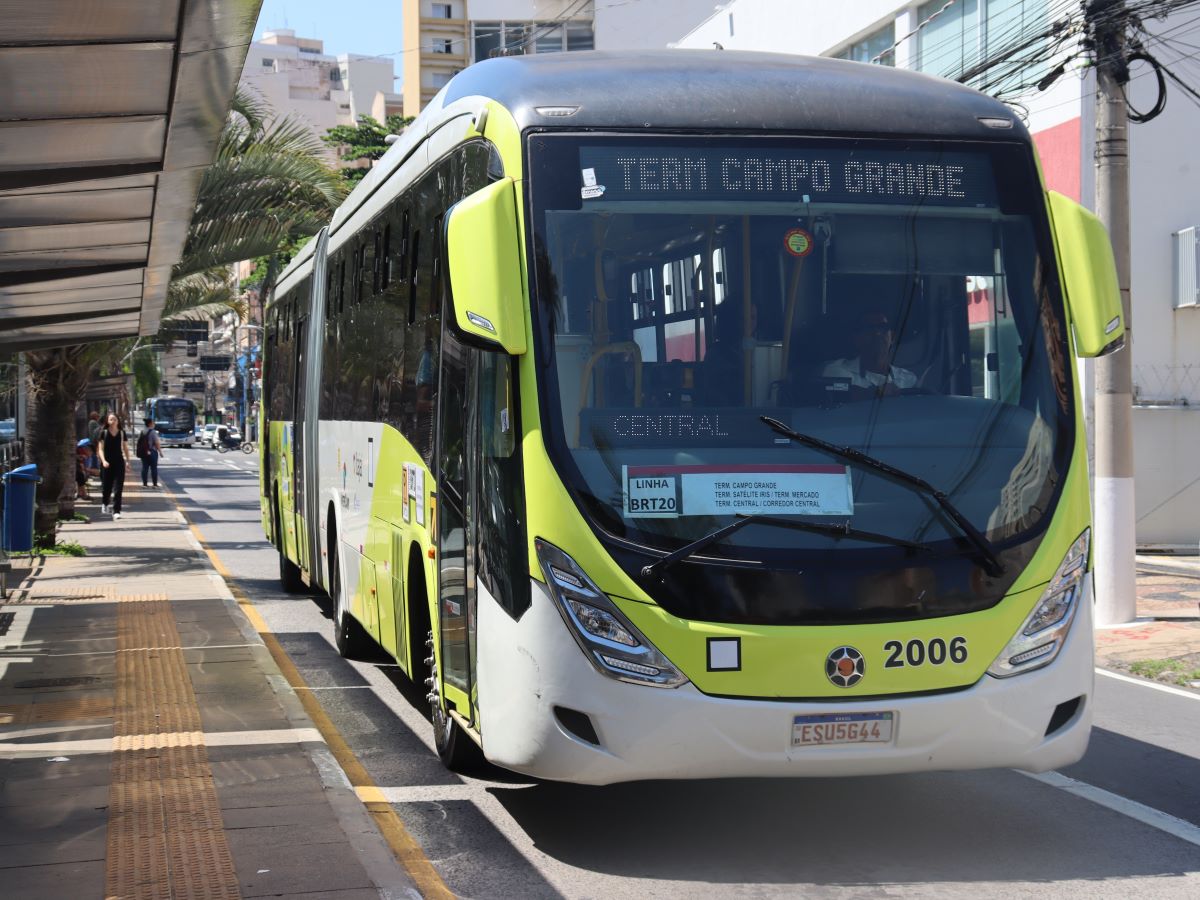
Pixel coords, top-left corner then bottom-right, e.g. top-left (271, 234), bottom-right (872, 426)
top-left (261, 52), bottom-right (1124, 784)
top-left (144, 396), bottom-right (197, 448)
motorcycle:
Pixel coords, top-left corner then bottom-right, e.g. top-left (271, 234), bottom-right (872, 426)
top-left (216, 434), bottom-right (254, 454)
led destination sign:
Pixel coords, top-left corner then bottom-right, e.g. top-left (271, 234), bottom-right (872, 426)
top-left (577, 146), bottom-right (996, 207)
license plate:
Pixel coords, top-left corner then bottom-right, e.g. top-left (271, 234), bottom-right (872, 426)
top-left (791, 712), bottom-right (895, 747)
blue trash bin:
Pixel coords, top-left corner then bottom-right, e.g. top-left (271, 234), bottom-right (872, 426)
top-left (2, 463), bottom-right (40, 553)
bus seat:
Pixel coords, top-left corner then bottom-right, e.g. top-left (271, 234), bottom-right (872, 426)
top-left (580, 342), bottom-right (643, 409)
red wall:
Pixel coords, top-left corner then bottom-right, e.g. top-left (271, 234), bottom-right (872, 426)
top-left (1031, 116), bottom-right (1081, 201)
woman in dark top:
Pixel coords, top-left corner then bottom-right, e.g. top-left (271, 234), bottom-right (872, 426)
top-left (97, 412), bottom-right (129, 519)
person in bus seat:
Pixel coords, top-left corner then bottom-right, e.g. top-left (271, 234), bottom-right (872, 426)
top-left (822, 310), bottom-right (917, 400)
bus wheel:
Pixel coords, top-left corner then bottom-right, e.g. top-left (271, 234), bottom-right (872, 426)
top-left (425, 630), bottom-right (483, 771)
top-left (276, 497), bottom-right (305, 594)
top-left (278, 549), bottom-right (305, 594)
top-left (331, 535), bottom-right (370, 658)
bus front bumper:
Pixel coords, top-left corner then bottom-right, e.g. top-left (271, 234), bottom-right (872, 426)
top-left (476, 577), bottom-right (1093, 785)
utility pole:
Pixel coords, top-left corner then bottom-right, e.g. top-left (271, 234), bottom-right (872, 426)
top-left (1088, 0), bottom-right (1137, 625)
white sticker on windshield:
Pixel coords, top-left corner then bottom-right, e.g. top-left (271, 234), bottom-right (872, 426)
top-left (623, 470), bottom-right (679, 518)
top-left (623, 464), bottom-right (853, 518)
top-left (581, 167), bottom-right (606, 199)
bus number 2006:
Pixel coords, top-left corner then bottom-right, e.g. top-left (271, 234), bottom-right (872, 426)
top-left (883, 637), bottom-right (968, 668)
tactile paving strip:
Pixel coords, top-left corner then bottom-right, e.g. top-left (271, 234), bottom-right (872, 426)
top-left (17, 584), bottom-right (119, 604)
top-left (105, 598), bottom-right (240, 899)
top-left (0, 696), bottom-right (114, 725)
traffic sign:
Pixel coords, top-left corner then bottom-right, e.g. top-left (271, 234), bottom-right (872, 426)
top-left (199, 355), bottom-right (232, 372)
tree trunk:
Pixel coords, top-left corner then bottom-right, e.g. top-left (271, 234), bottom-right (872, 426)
top-left (25, 346), bottom-right (97, 541)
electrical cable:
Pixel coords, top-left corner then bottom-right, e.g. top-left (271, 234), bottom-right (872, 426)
top-left (1122, 48), bottom-right (1169, 119)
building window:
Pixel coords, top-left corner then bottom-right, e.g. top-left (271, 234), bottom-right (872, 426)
top-left (431, 71), bottom-right (456, 88)
top-left (504, 23), bottom-right (530, 52)
top-left (566, 22), bottom-right (594, 51)
top-left (471, 18), bottom-right (593, 60)
top-left (330, 68), bottom-right (342, 81)
top-left (474, 23), bottom-right (501, 61)
top-left (535, 24), bottom-right (565, 55)
top-left (431, 3), bottom-right (453, 19)
top-left (917, 0), bottom-right (1047, 89)
top-left (261, 57), bottom-right (275, 67)
top-left (433, 38), bottom-right (454, 54)
top-left (836, 22), bottom-right (895, 66)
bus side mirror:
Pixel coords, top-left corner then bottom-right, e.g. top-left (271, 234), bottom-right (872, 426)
top-left (445, 178), bottom-right (527, 355)
top-left (1047, 191), bottom-right (1126, 358)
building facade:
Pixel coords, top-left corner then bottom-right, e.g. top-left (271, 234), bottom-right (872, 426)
top-left (675, 0), bottom-right (1200, 549)
top-left (240, 29), bottom-right (397, 160)
top-left (401, 0), bottom-right (717, 117)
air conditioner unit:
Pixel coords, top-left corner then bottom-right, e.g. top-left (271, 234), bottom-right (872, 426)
top-left (1174, 226), bottom-right (1199, 309)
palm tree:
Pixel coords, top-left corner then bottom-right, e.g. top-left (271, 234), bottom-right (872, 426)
top-left (24, 90), bottom-right (344, 540)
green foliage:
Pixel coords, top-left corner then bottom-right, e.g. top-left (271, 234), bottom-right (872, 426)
top-left (324, 114), bottom-right (413, 184)
top-left (242, 234), bottom-right (308, 292)
top-left (1129, 657), bottom-right (1200, 687)
top-left (131, 347), bottom-right (160, 402)
top-left (174, 87), bottom-right (347, 279)
top-left (34, 535), bottom-right (87, 555)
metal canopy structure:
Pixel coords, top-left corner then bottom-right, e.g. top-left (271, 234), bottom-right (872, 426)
top-left (0, 0), bottom-right (262, 352)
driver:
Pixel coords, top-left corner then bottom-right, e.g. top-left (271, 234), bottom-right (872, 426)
top-left (822, 310), bottom-right (916, 399)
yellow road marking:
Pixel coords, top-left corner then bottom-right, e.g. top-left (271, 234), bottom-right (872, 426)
top-left (163, 484), bottom-right (453, 900)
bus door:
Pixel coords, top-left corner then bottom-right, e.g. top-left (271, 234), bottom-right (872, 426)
top-left (291, 311), bottom-right (309, 574)
top-left (301, 231), bottom-right (328, 587)
top-left (435, 330), bottom-right (477, 720)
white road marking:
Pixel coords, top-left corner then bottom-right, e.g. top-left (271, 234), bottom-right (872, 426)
top-left (1022, 770), bottom-right (1200, 849)
top-left (0, 726), bottom-right (325, 757)
top-left (1096, 667), bottom-right (1200, 701)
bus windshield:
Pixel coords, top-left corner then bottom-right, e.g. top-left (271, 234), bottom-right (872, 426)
top-left (153, 398), bottom-right (195, 434)
top-left (528, 134), bottom-right (1074, 621)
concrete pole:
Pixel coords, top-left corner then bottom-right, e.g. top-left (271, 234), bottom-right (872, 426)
top-left (1091, 1), bottom-right (1137, 625)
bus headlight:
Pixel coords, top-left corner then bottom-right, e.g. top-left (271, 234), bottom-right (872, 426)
top-left (988, 529), bottom-right (1089, 678)
top-left (535, 539), bottom-right (688, 688)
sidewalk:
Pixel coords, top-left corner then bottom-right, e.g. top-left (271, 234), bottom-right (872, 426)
top-left (0, 483), bottom-right (416, 899)
top-left (1093, 555), bottom-right (1200, 686)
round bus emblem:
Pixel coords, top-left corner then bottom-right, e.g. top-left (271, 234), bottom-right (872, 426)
top-left (826, 646), bottom-right (865, 688)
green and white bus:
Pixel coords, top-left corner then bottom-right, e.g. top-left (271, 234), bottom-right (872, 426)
top-left (261, 51), bottom-right (1124, 784)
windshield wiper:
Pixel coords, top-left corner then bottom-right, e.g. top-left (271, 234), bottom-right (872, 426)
top-left (760, 415), bottom-right (1004, 577)
top-left (640, 513), bottom-right (932, 582)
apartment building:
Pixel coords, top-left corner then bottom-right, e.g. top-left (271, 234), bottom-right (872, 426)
top-left (241, 29), bottom-right (399, 159)
top-left (401, 0), bottom-right (717, 117)
top-left (676, 0), bottom-right (1200, 548)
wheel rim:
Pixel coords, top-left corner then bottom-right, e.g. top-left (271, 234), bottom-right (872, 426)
top-left (425, 631), bottom-right (449, 744)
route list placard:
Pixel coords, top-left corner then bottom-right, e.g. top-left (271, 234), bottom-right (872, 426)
top-left (622, 464), bottom-right (854, 519)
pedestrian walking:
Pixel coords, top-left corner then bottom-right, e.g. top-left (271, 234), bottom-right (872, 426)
top-left (97, 412), bottom-right (129, 519)
top-left (86, 410), bottom-right (102, 448)
top-left (138, 418), bottom-right (163, 487)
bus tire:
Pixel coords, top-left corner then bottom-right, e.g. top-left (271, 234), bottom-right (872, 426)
top-left (275, 491), bottom-right (305, 594)
top-left (426, 629), bottom-right (483, 772)
top-left (330, 526), bottom-right (370, 658)
top-left (278, 549), bottom-right (305, 594)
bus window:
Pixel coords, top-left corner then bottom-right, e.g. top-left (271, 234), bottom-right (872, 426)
top-left (382, 223), bottom-right (392, 290)
top-left (477, 351), bottom-right (528, 618)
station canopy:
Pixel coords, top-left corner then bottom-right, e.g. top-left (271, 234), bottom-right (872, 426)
top-left (0, 0), bottom-right (261, 352)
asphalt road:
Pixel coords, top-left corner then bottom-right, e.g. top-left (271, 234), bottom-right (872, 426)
top-left (163, 449), bottom-right (1200, 899)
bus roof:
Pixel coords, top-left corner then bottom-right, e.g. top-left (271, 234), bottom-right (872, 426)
top-left (443, 50), bottom-right (1031, 144)
top-left (272, 51), bottom-right (1030, 300)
